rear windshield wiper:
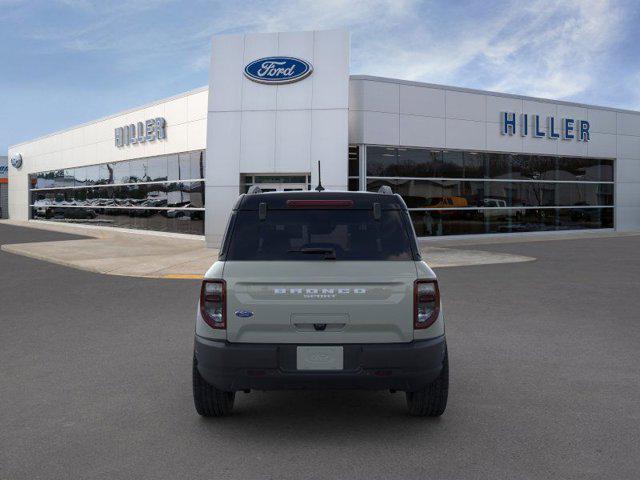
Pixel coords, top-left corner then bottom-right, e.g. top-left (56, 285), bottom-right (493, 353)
top-left (287, 247), bottom-right (337, 260)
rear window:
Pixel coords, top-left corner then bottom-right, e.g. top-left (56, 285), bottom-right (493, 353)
top-left (225, 209), bottom-right (415, 261)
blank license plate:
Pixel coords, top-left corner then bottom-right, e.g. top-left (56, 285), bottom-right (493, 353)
top-left (296, 346), bottom-right (343, 370)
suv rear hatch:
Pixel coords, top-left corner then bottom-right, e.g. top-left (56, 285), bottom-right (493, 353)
top-left (220, 194), bottom-right (420, 344)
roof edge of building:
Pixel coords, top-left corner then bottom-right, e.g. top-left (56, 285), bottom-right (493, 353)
top-left (350, 75), bottom-right (640, 116)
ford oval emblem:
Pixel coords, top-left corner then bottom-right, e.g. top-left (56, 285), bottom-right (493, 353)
top-left (235, 310), bottom-right (254, 318)
top-left (244, 56), bottom-right (313, 85)
top-left (10, 153), bottom-right (23, 169)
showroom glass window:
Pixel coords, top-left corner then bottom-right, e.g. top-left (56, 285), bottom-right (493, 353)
top-left (28, 150), bottom-right (206, 235)
top-left (349, 145), bottom-right (614, 236)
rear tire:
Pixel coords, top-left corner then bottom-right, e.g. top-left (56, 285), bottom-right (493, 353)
top-left (406, 348), bottom-right (449, 417)
top-left (192, 356), bottom-right (235, 417)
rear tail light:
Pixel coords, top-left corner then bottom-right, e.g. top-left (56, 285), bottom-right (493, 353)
top-left (200, 280), bottom-right (226, 329)
top-left (414, 279), bottom-right (440, 329)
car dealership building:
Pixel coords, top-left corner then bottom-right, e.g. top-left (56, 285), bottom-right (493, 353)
top-left (7, 29), bottom-right (640, 246)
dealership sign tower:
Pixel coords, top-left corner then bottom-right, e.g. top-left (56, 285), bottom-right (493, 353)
top-left (205, 30), bottom-right (350, 245)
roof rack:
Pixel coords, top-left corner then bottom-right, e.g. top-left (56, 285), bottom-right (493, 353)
top-left (377, 185), bottom-right (393, 195)
top-left (247, 185), bottom-right (262, 194)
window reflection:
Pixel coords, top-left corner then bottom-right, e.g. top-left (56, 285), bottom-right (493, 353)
top-left (487, 153), bottom-right (510, 179)
top-left (463, 152), bottom-right (487, 178)
top-left (111, 161), bottom-right (130, 184)
top-left (84, 165), bottom-right (99, 185)
top-left (29, 146), bottom-right (612, 238)
top-left (348, 146), bottom-right (359, 177)
top-left (367, 179), bottom-right (614, 209)
top-left (53, 170), bottom-right (66, 187)
top-left (75, 167), bottom-right (87, 187)
top-left (167, 154), bottom-right (180, 181)
top-left (188, 181), bottom-right (205, 208)
top-left (364, 146), bottom-right (614, 236)
top-left (30, 206), bottom-right (204, 235)
top-left (410, 207), bottom-right (613, 236)
top-left (28, 150), bottom-right (206, 235)
top-left (367, 147), bottom-right (614, 183)
top-left (145, 183), bottom-right (168, 207)
top-left (129, 159), bottom-right (148, 183)
top-left (148, 156), bottom-right (168, 182)
top-left (98, 164), bottom-right (113, 185)
top-left (438, 151), bottom-right (460, 177)
top-left (191, 151), bottom-right (205, 180)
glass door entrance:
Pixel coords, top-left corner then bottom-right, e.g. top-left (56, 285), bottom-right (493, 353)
top-left (241, 174), bottom-right (310, 193)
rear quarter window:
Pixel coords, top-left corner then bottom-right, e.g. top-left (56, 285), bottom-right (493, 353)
top-left (225, 209), bottom-right (416, 261)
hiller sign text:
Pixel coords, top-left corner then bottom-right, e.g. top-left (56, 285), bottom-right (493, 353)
top-left (500, 112), bottom-right (590, 142)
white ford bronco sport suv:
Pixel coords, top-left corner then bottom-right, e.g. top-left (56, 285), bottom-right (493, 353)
top-left (193, 188), bottom-right (448, 416)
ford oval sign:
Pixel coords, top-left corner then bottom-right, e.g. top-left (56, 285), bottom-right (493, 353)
top-left (10, 153), bottom-right (23, 169)
top-left (244, 56), bottom-right (313, 85)
top-left (235, 310), bottom-right (254, 318)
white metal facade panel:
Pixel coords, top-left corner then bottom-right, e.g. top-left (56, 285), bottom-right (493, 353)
top-left (275, 32), bottom-right (315, 110)
top-left (588, 109), bottom-right (617, 134)
top-left (618, 135), bottom-right (640, 159)
top-left (616, 206), bottom-right (640, 230)
top-left (360, 80), bottom-right (399, 114)
top-left (311, 30), bottom-right (350, 110)
top-left (445, 118), bottom-right (486, 150)
top-left (522, 99), bottom-right (557, 118)
top-left (311, 109), bottom-right (349, 189)
top-left (485, 123), bottom-right (524, 153)
top-left (557, 136), bottom-right (589, 157)
top-left (207, 112), bottom-right (241, 187)
top-left (399, 115), bottom-right (445, 148)
top-left (239, 110), bottom-right (277, 172)
top-left (348, 80), bottom-right (365, 111)
top-left (522, 131), bottom-right (559, 155)
top-left (446, 90), bottom-right (486, 122)
top-left (616, 183), bottom-right (640, 207)
top-left (486, 96), bottom-right (523, 123)
top-left (399, 85), bottom-right (445, 117)
top-left (617, 158), bottom-right (640, 183)
top-left (363, 111), bottom-right (399, 145)
top-left (617, 112), bottom-right (640, 136)
top-left (275, 110), bottom-right (312, 172)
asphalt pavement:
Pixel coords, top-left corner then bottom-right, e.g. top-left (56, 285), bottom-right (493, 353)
top-left (1, 223), bottom-right (639, 479)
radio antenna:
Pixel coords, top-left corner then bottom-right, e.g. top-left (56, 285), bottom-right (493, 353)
top-left (315, 161), bottom-right (325, 192)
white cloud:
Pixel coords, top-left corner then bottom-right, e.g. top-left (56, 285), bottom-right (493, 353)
top-left (628, 71), bottom-right (640, 110)
top-left (8, 0), bottom-right (631, 104)
top-left (483, 0), bottom-right (623, 98)
top-left (345, 0), bottom-right (625, 101)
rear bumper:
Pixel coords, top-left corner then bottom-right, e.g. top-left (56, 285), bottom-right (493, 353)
top-left (194, 335), bottom-right (446, 392)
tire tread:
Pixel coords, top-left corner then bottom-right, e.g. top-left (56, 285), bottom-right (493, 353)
top-left (192, 356), bottom-right (235, 417)
top-left (406, 348), bottom-right (449, 417)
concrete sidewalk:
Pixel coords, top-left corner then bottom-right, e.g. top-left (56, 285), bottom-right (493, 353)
top-left (0, 220), bottom-right (214, 278)
top-left (0, 219), bottom-right (538, 278)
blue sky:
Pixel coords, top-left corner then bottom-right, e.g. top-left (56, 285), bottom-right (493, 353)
top-left (2, 0), bottom-right (639, 153)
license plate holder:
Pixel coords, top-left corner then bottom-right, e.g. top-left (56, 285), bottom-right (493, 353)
top-left (296, 346), bottom-right (343, 370)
